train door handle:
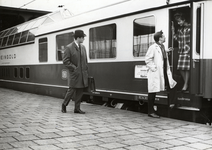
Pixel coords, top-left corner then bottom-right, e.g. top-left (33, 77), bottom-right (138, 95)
top-left (193, 59), bottom-right (199, 68)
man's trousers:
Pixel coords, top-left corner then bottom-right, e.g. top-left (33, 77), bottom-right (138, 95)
top-left (63, 87), bottom-right (84, 110)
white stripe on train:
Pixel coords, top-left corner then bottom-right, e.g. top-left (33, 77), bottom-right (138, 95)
top-left (0, 79), bottom-right (167, 98)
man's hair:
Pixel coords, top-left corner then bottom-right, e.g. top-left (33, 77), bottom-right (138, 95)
top-left (74, 34), bottom-right (84, 40)
top-left (154, 30), bottom-right (163, 42)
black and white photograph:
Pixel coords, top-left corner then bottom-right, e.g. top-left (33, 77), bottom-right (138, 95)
top-left (0, 0), bottom-right (212, 149)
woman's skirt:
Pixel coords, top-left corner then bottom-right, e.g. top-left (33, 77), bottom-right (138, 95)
top-left (177, 52), bottom-right (190, 70)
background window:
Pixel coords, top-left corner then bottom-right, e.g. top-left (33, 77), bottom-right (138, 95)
top-left (56, 32), bottom-right (74, 61)
top-left (20, 68), bottom-right (24, 78)
top-left (14, 68), bottom-right (18, 78)
top-left (89, 24), bottom-right (116, 59)
top-left (133, 16), bottom-right (155, 57)
top-left (26, 67), bottom-right (30, 79)
top-left (39, 38), bottom-right (48, 62)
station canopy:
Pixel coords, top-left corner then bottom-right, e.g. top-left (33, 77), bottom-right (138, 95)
top-left (0, 9), bottom-right (72, 49)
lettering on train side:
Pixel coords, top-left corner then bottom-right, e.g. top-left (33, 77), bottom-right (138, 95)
top-left (0, 54), bottom-right (16, 60)
top-left (178, 97), bottom-right (190, 101)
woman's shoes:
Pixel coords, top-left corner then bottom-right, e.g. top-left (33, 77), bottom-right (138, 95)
top-left (182, 84), bottom-right (189, 91)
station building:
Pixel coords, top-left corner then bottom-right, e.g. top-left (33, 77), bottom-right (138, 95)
top-left (0, 6), bottom-right (50, 32)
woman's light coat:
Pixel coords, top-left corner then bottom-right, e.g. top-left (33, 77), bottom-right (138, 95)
top-left (145, 43), bottom-right (177, 93)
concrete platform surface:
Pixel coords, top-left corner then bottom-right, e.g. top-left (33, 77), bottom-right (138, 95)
top-left (0, 88), bottom-right (212, 150)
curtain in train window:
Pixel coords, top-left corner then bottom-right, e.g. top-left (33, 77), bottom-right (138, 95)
top-left (39, 38), bottom-right (48, 62)
top-left (133, 16), bottom-right (155, 57)
top-left (56, 32), bottom-right (74, 61)
top-left (89, 24), bottom-right (116, 59)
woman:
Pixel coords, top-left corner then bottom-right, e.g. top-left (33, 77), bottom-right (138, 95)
top-left (173, 13), bottom-right (191, 91)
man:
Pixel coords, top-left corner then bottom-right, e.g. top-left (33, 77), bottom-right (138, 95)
top-left (145, 31), bottom-right (177, 118)
top-left (62, 30), bottom-right (88, 114)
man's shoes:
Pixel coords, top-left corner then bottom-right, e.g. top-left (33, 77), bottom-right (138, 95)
top-left (148, 113), bottom-right (160, 118)
top-left (61, 104), bottom-right (66, 113)
top-left (74, 109), bottom-right (85, 114)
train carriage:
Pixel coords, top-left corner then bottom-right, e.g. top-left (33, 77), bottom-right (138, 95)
top-left (0, 0), bottom-right (212, 123)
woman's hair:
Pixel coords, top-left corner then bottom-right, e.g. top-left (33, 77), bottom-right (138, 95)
top-left (174, 12), bottom-right (185, 21)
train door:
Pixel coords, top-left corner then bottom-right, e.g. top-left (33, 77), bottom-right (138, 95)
top-left (170, 3), bottom-right (203, 94)
top-left (169, 3), bottom-right (203, 109)
top-left (169, 5), bottom-right (191, 92)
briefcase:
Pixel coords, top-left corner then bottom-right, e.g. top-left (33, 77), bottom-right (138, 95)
top-left (84, 76), bottom-right (96, 92)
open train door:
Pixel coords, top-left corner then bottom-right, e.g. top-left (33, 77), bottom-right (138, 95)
top-left (169, 2), bottom-right (203, 94)
top-left (168, 3), bottom-right (203, 110)
top-left (190, 2), bottom-right (204, 95)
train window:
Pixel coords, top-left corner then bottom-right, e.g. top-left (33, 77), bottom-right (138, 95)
top-left (2, 68), bottom-right (5, 77)
top-left (56, 32), bottom-right (74, 61)
top-left (0, 68), bottom-right (1, 77)
top-left (25, 67), bottom-right (30, 79)
top-left (1, 68), bottom-right (3, 77)
top-left (133, 16), bottom-right (155, 57)
top-left (39, 38), bottom-right (48, 62)
top-left (0, 28), bottom-right (35, 48)
top-left (6, 68), bottom-right (10, 78)
top-left (0, 38), bottom-right (3, 47)
top-left (20, 31), bottom-right (29, 43)
top-left (13, 33), bottom-right (21, 45)
top-left (0, 30), bottom-right (8, 37)
top-left (14, 68), bottom-right (18, 78)
top-left (27, 31), bottom-right (35, 42)
top-left (11, 27), bottom-right (18, 35)
top-left (0, 31), bottom-right (4, 37)
top-left (42, 18), bottom-right (54, 25)
top-left (7, 35), bottom-right (15, 46)
top-left (89, 24), bottom-right (116, 59)
top-left (20, 68), bottom-right (24, 78)
top-left (196, 7), bottom-right (201, 54)
top-left (5, 28), bottom-right (14, 36)
top-left (2, 37), bottom-right (8, 47)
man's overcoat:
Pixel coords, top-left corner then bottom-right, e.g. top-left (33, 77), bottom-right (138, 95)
top-left (63, 42), bottom-right (88, 88)
top-left (145, 43), bottom-right (177, 93)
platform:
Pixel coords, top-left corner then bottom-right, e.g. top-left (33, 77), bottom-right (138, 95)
top-left (0, 88), bottom-right (212, 150)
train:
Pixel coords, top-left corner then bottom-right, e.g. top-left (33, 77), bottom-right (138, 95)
top-left (0, 0), bottom-right (212, 124)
